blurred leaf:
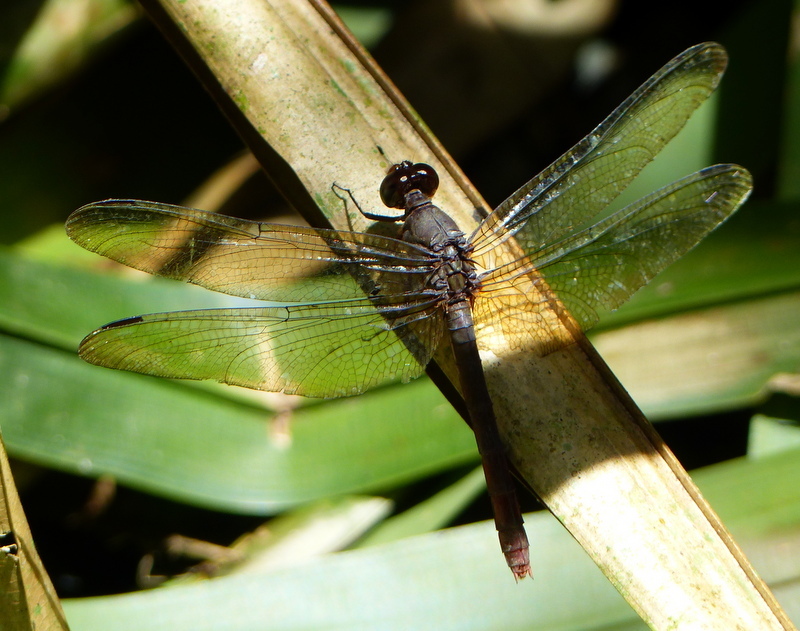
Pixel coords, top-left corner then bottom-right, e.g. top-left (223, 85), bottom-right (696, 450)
top-left (222, 496), bottom-right (392, 575)
top-left (1, 0), bottom-right (139, 113)
top-left (60, 449), bottom-right (800, 631)
top-left (354, 466), bottom-right (486, 548)
top-left (63, 511), bottom-right (634, 631)
top-left (749, 411), bottom-right (800, 459)
top-left (333, 4), bottom-right (392, 48)
top-left (166, 496), bottom-right (393, 583)
top-left (0, 329), bottom-right (475, 512)
top-left (593, 291), bottom-right (800, 419)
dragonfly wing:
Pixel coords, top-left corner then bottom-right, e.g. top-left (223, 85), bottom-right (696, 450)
top-left (471, 42), bottom-right (728, 257)
top-left (476, 164), bottom-right (752, 348)
top-left (66, 200), bottom-right (436, 303)
top-left (79, 298), bottom-right (444, 398)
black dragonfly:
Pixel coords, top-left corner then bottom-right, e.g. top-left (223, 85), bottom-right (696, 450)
top-left (66, 43), bottom-right (752, 579)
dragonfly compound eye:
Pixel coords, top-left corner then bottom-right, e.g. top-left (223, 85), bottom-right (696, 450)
top-left (380, 161), bottom-right (440, 209)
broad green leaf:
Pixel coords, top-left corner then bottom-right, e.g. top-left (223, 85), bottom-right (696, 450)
top-left (60, 449), bottom-right (800, 631)
top-left (0, 330), bottom-right (474, 512)
top-left (593, 290), bottom-right (800, 419)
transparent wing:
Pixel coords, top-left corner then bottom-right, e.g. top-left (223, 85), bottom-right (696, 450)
top-left (474, 165), bottom-right (752, 350)
top-left (470, 42), bottom-right (728, 257)
top-left (66, 200), bottom-right (438, 303)
top-left (78, 298), bottom-right (444, 398)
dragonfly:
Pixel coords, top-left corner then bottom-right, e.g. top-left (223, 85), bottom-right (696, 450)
top-left (66, 42), bottom-right (752, 580)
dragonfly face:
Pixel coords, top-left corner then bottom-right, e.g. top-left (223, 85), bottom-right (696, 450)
top-left (66, 42), bottom-right (753, 578)
top-left (379, 160), bottom-right (439, 212)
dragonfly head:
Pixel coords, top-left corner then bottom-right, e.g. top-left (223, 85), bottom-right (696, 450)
top-left (380, 161), bottom-right (439, 210)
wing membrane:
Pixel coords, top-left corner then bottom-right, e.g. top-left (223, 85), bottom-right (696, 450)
top-left (79, 298), bottom-right (444, 398)
top-left (471, 42), bottom-right (728, 257)
top-left (69, 44), bottom-right (753, 398)
top-left (475, 164), bottom-right (752, 347)
top-left (66, 200), bottom-right (437, 303)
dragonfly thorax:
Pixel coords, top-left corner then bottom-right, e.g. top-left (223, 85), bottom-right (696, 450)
top-left (399, 200), bottom-right (478, 304)
top-left (382, 161), bottom-right (479, 303)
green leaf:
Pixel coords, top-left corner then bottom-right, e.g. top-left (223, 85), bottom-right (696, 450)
top-left (354, 466), bottom-right (487, 548)
top-left (59, 448), bottom-right (800, 630)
